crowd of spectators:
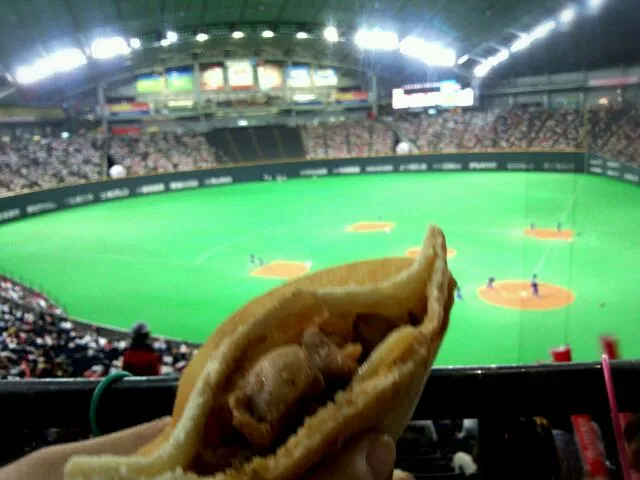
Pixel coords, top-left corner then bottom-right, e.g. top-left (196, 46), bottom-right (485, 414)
top-left (0, 275), bottom-right (195, 380)
top-left (529, 108), bottom-right (583, 149)
top-left (391, 104), bottom-right (640, 165)
top-left (108, 132), bottom-right (226, 176)
top-left (301, 121), bottom-right (395, 158)
top-left (2, 106), bottom-right (640, 197)
top-left (601, 108), bottom-right (640, 166)
top-left (0, 133), bottom-right (104, 195)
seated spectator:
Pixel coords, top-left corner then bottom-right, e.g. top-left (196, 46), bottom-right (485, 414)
top-left (108, 132), bottom-right (222, 176)
top-left (0, 133), bottom-right (105, 195)
top-left (122, 322), bottom-right (161, 376)
top-left (1, 275), bottom-right (194, 379)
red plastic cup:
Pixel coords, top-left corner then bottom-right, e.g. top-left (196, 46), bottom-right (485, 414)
top-left (600, 335), bottom-right (620, 360)
top-left (550, 345), bottom-right (572, 363)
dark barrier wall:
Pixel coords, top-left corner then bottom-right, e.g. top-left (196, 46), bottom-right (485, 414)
top-left (3, 150), bottom-right (635, 226)
top-left (588, 153), bottom-right (640, 185)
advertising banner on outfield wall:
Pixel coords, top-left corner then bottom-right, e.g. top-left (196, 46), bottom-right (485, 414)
top-left (588, 153), bottom-right (639, 185)
top-left (5, 151), bottom-right (638, 226)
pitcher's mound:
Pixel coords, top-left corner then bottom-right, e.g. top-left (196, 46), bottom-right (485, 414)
top-left (525, 228), bottom-right (574, 241)
top-left (405, 247), bottom-right (457, 259)
top-left (346, 221), bottom-right (395, 233)
top-left (478, 280), bottom-right (575, 311)
top-left (251, 260), bottom-right (310, 280)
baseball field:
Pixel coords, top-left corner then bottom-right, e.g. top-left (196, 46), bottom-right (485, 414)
top-left (1, 171), bottom-right (639, 366)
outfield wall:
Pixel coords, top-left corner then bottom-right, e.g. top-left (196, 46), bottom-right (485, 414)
top-left (1, 151), bottom-right (637, 225)
top-left (587, 153), bottom-right (640, 184)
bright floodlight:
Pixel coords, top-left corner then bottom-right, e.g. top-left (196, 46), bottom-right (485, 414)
top-left (262, 30), bottom-right (275, 38)
top-left (296, 31), bottom-right (309, 39)
top-left (15, 48), bottom-right (86, 84)
top-left (91, 36), bottom-right (131, 59)
top-left (129, 38), bottom-right (141, 49)
top-left (588, 0), bottom-right (604, 9)
top-left (15, 66), bottom-right (43, 84)
top-left (531, 21), bottom-right (556, 39)
top-left (196, 33), bottom-right (209, 42)
top-left (355, 29), bottom-right (399, 50)
top-left (399, 36), bottom-right (456, 66)
top-left (166, 31), bottom-right (178, 42)
top-left (160, 38), bottom-right (171, 47)
top-left (510, 34), bottom-right (532, 53)
top-left (457, 54), bottom-right (470, 65)
top-left (49, 48), bottom-right (87, 72)
top-left (323, 26), bottom-right (339, 43)
top-left (560, 7), bottom-right (576, 23)
top-left (231, 31), bottom-right (245, 39)
top-left (487, 49), bottom-right (509, 66)
top-left (474, 62), bottom-right (491, 78)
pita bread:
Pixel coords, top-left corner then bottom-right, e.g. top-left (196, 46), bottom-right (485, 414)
top-left (65, 225), bottom-right (455, 480)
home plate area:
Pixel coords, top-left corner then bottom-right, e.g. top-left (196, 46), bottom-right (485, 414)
top-left (251, 260), bottom-right (311, 279)
top-left (345, 221), bottom-right (395, 233)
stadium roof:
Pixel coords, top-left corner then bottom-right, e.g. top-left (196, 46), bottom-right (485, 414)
top-left (0, 0), bottom-right (638, 101)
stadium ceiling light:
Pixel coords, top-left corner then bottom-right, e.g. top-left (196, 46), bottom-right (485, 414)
top-left (49, 48), bottom-right (87, 72)
top-left (399, 36), bottom-right (455, 66)
top-left (262, 29), bottom-right (275, 38)
top-left (530, 20), bottom-right (556, 39)
top-left (474, 62), bottom-right (492, 78)
top-left (129, 38), bottom-right (141, 49)
top-left (296, 31), bottom-right (309, 39)
top-left (560, 7), bottom-right (577, 23)
top-left (195, 33), bottom-right (209, 42)
top-left (457, 54), bottom-right (470, 65)
top-left (90, 36), bottom-right (131, 59)
top-left (15, 48), bottom-right (86, 84)
top-left (510, 34), bottom-right (532, 53)
top-left (160, 38), bottom-right (171, 47)
top-left (231, 31), bottom-right (245, 39)
top-left (588, 0), bottom-right (604, 9)
top-left (166, 31), bottom-right (178, 42)
top-left (16, 65), bottom-right (47, 84)
top-left (323, 26), bottom-right (339, 43)
top-left (355, 29), bottom-right (399, 50)
top-left (487, 49), bottom-right (509, 66)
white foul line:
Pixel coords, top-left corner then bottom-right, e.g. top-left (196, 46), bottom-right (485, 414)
top-left (533, 179), bottom-right (582, 275)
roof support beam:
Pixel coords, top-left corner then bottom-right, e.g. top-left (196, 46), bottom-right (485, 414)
top-left (63, 0), bottom-right (90, 54)
top-left (275, 0), bottom-right (291, 21)
top-left (114, 0), bottom-right (125, 26)
top-left (238, 0), bottom-right (249, 22)
top-left (8, 3), bottom-right (50, 58)
top-left (199, 0), bottom-right (209, 27)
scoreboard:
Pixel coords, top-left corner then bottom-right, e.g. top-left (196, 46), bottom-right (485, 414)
top-left (392, 80), bottom-right (474, 110)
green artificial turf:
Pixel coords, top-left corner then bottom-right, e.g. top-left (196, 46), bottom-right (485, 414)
top-left (1, 171), bottom-right (639, 366)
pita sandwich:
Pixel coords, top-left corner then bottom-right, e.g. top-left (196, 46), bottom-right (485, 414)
top-left (65, 225), bottom-right (456, 480)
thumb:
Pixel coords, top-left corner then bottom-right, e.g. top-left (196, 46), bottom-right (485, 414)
top-left (0, 417), bottom-right (172, 480)
top-left (54, 417), bottom-right (171, 456)
top-left (309, 433), bottom-right (396, 480)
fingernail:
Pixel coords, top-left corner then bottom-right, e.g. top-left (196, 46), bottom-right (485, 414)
top-left (393, 469), bottom-right (416, 480)
top-left (365, 435), bottom-right (396, 480)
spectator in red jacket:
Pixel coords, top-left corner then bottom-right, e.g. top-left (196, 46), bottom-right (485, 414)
top-left (122, 322), bottom-right (160, 376)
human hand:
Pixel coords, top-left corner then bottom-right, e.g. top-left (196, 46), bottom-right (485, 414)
top-left (310, 433), bottom-right (414, 480)
top-left (0, 416), bottom-right (170, 480)
top-left (0, 420), bottom-right (414, 480)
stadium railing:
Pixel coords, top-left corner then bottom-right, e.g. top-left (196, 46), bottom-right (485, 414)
top-left (1, 361), bottom-right (638, 472)
top-left (2, 361), bottom-right (638, 430)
